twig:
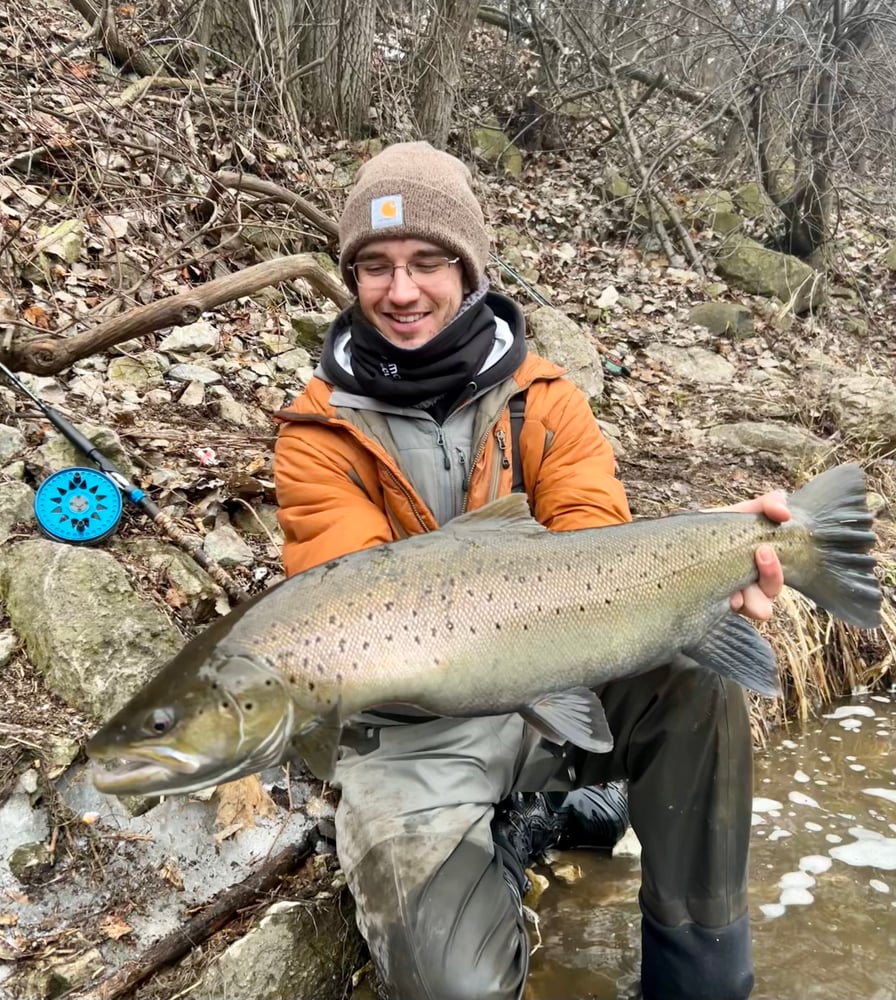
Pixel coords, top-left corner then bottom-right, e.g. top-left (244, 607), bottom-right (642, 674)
top-left (63, 838), bottom-right (314, 1000)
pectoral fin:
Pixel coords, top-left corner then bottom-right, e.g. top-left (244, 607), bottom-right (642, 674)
top-left (293, 704), bottom-right (343, 780)
top-left (685, 615), bottom-right (781, 697)
top-left (520, 687), bottom-right (614, 753)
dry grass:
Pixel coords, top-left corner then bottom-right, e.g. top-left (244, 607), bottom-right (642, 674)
top-left (750, 459), bottom-right (896, 745)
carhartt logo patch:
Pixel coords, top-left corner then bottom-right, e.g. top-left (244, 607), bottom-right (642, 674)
top-left (371, 194), bottom-right (403, 230)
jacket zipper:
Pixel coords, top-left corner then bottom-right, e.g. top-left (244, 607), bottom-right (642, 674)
top-left (385, 468), bottom-right (429, 533)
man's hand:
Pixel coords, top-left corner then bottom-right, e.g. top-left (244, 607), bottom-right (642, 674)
top-left (717, 491), bottom-right (790, 621)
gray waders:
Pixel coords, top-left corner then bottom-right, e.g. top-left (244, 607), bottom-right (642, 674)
top-left (334, 659), bottom-right (755, 1000)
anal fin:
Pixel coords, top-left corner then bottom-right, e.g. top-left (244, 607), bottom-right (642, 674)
top-left (685, 615), bottom-right (781, 698)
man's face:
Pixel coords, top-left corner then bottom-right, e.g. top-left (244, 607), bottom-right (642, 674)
top-left (354, 238), bottom-right (465, 349)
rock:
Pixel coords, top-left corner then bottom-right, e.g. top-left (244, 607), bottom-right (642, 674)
top-left (828, 373), bottom-right (896, 452)
top-left (643, 344), bottom-right (736, 384)
top-left (35, 219), bottom-right (84, 263)
top-left (734, 182), bottom-right (772, 218)
top-left (159, 318), bottom-right (220, 354)
top-left (11, 945), bottom-right (105, 999)
top-left (107, 352), bottom-right (166, 390)
top-left (203, 523), bottom-right (255, 567)
top-left (687, 190), bottom-right (742, 233)
top-left (232, 503), bottom-right (284, 544)
top-left (193, 895), bottom-right (364, 1000)
top-left (274, 347), bottom-right (312, 374)
top-left (602, 172), bottom-right (634, 200)
top-left (0, 629), bottom-right (15, 667)
top-left (0, 480), bottom-right (35, 544)
top-left (552, 862), bottom-right (584, 884)
top-left (842, 317), bottom-right (868, 336)
top-left (523, 870), bottom-right (550, 908)
top-left (256, 385), bottom-right (286, 413)
top-left (706, 421), bottom-right (830, 470)
top-left (526, 307), bottom-right (604, 405)
top-left (688, 302), bottom-right (754, 338)
top-left (0, 539), bottom-right (183, 718)
top-left (67, 372), bottom-right (107, 407)
top-left (0, 423), bottom-right (26, 464)
top-left (259, 331), bottom-right (296, 355)
top-left (885, 244), bottom-right (896, 271)
top-left (471, 126), bottom-right (523, 177)
top-left (715, 236), bottom-right (825, 315)
top-left (7, 842), bottom-right (55, 883)
top-left (114, 538), bottom-right (224, 606)
top-left (34, 423), bottom-right (137, 480)
top-left (289, 311), bottom-right (336, 350)
top-left (167, 362), bottom-right (221, 385)
top-left (178, 380), bottom-right (206, 407)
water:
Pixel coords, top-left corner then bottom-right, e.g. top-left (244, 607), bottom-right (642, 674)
top-left (527, 692), bottom-right (896, 999)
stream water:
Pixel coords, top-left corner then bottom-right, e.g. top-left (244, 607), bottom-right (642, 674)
top-left (528, 691), bottom-right (896, 999)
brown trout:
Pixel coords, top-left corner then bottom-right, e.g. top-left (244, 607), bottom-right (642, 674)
top-left (87, 463), bottom-right (880, 795)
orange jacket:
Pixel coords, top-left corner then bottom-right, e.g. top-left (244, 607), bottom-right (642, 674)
top-left (274, 352), bottom-right (631, 577)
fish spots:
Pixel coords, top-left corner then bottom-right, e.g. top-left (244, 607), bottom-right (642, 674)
top-left (385, 634), bottom-right (394, 642)
top-left (308, 680), bottom-right (316, 691)
top-left (384, 601), bottom-right (395, 611)
top-left (328, 614), bottom-right (337, 625)
top-left (362, 641), bottom-right (370, 651)
top-left (244, 702), bottom-right (254, 711)
top-left (338, 638), bottom-right (347, 653)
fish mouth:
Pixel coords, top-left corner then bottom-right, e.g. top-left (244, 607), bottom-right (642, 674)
top-left (90, 747), bottom-right (207, 795)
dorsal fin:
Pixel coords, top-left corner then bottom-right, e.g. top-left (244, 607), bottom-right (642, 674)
top-left (440, 494), bottom-right (546, 537)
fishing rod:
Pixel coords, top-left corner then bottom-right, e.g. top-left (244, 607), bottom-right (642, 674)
top-left (0, 360), bottom-right (248, 603)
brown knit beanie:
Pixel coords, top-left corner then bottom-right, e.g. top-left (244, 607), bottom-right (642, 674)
top-left (338, 141), bottom-right (490, 294)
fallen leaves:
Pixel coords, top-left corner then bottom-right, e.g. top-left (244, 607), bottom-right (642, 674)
top-left (213, 774), bottom-right (277, 842)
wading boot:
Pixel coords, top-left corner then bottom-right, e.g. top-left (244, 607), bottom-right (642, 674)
top-left (491, 792), bottom-right (567, 895)
top-left (640, 906), bottom-right (754, 1000)
top-left (552, 781), bottom-right (629, 852)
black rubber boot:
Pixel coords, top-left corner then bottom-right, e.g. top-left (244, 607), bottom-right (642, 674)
top-left (550, 781), bottom-right (629, 852)
top-left (491, 792), bottom-right (567, 895)
top-left (640, 905), bottom-right (754, 1000)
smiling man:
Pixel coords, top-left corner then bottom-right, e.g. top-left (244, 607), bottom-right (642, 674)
top-left (273, 141), bottom-right (786, 1000)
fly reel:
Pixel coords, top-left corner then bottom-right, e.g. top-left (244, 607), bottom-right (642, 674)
top-left (34, 467), bottom-right (124, 544)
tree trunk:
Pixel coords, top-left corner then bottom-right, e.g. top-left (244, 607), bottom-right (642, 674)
top-left (413, 0), bottom-right (479, 148)
top-left (300, 0), bottom-right (376, 138)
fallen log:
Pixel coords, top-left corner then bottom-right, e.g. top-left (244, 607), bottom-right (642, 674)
top-left (1, 254), bottom-right (352, 376)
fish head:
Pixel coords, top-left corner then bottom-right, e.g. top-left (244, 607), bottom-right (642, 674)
top-left (87, 650), bottom-right (295, 796)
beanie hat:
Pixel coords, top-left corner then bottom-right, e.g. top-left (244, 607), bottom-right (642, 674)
top-left (338, 141), bottom-right (490, 294)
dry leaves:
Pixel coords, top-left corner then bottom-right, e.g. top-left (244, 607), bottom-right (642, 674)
top-left (213, 774), bottom-right (277, 842)
top-left (99, 913), bottom-right (133, 940)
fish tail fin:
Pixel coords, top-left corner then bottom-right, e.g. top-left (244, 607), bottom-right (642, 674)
top-left (787, 464), bottom-right (881, 629)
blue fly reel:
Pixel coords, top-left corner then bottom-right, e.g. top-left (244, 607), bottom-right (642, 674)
top-left (34, 467), bottom-right (124, 544)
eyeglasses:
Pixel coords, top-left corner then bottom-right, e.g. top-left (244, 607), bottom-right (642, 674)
top-left (349, 256), bottom-right (460, 288)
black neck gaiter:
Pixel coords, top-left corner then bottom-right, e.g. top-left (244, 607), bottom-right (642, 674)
top-left (320, 293), bottom-right (526, 420)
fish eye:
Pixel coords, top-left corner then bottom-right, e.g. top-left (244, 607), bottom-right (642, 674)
top-left (145, 708), bottom-right (176, 736)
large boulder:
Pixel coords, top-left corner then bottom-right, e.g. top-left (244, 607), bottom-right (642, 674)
top-left (193, 894), bottom-right (364, 1000)
top-left (706, 422), bottom-right (831, 472)
top-left (688, 302), bottom-right (754, 338)
top-left (526, 307), bottom-right (603, 405)
top-left (715, 236), bottom-right (825, 314)
top-left (471, 125), bottom-right (523, 177)
top-left (0, 539), bottom-right (182, 718)
top-left (828, 373), bottom-right (896, 452)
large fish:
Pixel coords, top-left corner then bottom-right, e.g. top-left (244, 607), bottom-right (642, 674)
top-left (87, 463), bottom-right (880, 795)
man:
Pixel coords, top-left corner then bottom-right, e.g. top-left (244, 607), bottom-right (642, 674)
top-left (274, 141), bottom-right (787, 1000)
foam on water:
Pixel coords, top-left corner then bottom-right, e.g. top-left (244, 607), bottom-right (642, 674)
top-left (799, 855), bottom-right (832, 874)
top-left (823, 706), bottom-right (877, 719)
top-left (864, 788), bottom-right (896, 806)
top-left (829, 827), bottom-right (896, 870)
top-left (789, 791), bottom-right (821, 808)
top-left (779, 887), bottom-right (814, 905)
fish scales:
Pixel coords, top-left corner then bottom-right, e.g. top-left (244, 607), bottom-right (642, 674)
top-left (223, 511), bottom-right (797, 718)
top-left (86, 463), bottom-right (881, 794)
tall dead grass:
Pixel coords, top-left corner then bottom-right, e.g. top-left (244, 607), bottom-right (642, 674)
top-left (750, 461), bottom-right (896, 746)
